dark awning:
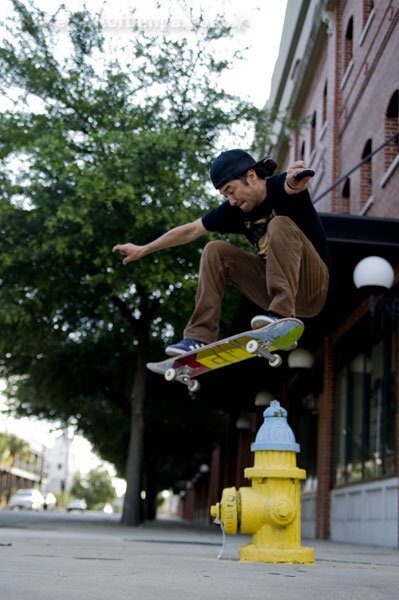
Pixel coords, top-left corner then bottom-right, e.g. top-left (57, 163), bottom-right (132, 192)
top-left (320, 213), bottom-right (399, 249)
top-left (300, 213), bottom-right (399, 346)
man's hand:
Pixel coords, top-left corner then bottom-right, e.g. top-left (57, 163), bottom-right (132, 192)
top-left (112, 243), bottom-right (145, 265)
top-left (285, 160), bottom-right (315, 194)
top-left (112, 219), bottom-right (207, 265)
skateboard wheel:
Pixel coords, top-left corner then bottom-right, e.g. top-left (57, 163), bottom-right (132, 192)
top-left (246, 340), bottom-right (259, 354)
top-left (269, 354), bottom-right (282, 368)
top-left (165, 368), bottom-right (177, 382)
top-left (187, 379), bottom-right (200, 393)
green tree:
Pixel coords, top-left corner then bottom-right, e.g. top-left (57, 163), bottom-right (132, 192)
top-left (71, 468), bottom-right (116, 508)
top-left (0, 432), bottom-right (32, 499)
top-left (0, 433), bottom-right (8, 465)
top-left (0, 1), bottom-right (257, 525)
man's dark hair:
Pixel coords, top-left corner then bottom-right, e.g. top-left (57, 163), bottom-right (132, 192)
top-left (254, 163), bottom-right (276, 179)
top-left (238, 163), bottom-right (274, 185)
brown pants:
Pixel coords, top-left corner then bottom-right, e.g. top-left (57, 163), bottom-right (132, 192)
top-left (184, 216), bottom-right (329, 343)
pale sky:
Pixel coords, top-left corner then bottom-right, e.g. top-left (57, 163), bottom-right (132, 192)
top-left (0, 0), bottom-right (287, 487)
top-left (0, 0), bottom-right (288, 107)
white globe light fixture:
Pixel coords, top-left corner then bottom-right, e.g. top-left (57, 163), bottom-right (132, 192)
top-left (287, 348), bottom-right (314, 369)
top-left (235, 416), bottom-right (251, 430)
top-left (353, 256), bottom-right (398, 316)
top-left (353, 256), bottom-right (394, 290)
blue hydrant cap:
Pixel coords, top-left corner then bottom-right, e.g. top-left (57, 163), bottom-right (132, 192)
top-left (251, 400), bottom-right (300, 452)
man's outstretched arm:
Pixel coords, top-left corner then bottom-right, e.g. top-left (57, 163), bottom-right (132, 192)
top-left (112, 218), bottom-right (207, 265)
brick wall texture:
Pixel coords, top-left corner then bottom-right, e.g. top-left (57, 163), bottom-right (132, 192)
top-left (283, 0), bottom-right (399, 541)
top-left (287, 0), bottom-right (399, 218)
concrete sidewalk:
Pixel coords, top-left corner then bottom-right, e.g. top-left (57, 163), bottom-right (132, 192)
top-left (0, 513), bottom-right (398, 600)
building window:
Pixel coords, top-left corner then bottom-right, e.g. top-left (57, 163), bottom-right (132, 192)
top-left (341, 178), bottom-right (350, 212)
top-left (344, 17), bottom-right (354, 74)
top-left (310, 111), bottom-right (316, 155)
top-left (384, 90), bottom-right (399, 171)
top-left (291, 58), bottom-right (301, 81)
top-left (360, 139), bottom-right (372, 209)
top-left (334, 315), bottom-right (397, 486)
top-left (322, 81), bottom-right (328, 124)
top-left (300, 141), bottom-right (306, 161)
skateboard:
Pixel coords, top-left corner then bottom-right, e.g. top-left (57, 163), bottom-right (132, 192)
top-left (146, 318), bottom-right (304, 393)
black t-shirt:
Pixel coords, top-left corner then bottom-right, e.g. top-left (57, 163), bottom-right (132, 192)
top-left (202, 173), bottom-right (332, 274)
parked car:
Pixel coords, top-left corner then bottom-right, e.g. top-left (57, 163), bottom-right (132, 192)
top-left (97, 503), bottom-right (113, 514)
top-left (8, 488), bottom-right (44, 511)
top-left (66, 499), bottom-right (87, 512)
top-left (43, 492), bottom-right (57, 510)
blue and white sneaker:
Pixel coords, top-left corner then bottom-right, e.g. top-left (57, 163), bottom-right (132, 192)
top-left (250, 312), bottom-right (298, 350)
top-left (165, 338), bottom-right (207, 357)
top-left (250, 311), bottom-right (282, 330)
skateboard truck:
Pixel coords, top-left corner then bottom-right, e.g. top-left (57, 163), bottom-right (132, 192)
top-left (165, 367), bottom-right (201, 393)
top-left (245, 340), bottom-right (283, 368)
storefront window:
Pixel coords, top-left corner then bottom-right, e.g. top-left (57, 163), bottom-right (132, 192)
top-left (334, 315), bottom-right (397, 486)
top-left (288, 366), bottom-right (323, 492)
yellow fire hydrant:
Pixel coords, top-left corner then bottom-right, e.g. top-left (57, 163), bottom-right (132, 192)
top-left (210, 400), bottom-right (315, 564)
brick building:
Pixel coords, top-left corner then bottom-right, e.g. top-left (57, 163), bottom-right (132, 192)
top-left (261, 0), bottom-right (399, 547)
top-left (180, 0), bottom-right (398, 548)
top-left (269, 0), bottom-right (398, 219)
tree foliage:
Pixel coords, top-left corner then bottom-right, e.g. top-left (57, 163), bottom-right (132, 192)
top-left (0, 1), bottom-right (258, 524)
top-left (71, 468), bottom-right (116, 508)
top-left (0, 431), bottom-right (31, 468)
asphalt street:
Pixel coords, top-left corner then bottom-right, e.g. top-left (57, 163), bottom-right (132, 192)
top-left (0, 509), bottom-right (398, 600)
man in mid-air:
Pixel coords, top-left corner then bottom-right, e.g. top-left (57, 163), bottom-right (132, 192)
top-left (113, 149), bottom-right (332, 356)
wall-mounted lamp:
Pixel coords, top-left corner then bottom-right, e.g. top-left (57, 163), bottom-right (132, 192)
top-left (287, 348), bottom-right (315, 369)
top-left (353, 256), bottom-right (398, 316)
top-left (254, 391), bottom-right (274, 406)
top-left (235, 416), bottom-right (251, 430)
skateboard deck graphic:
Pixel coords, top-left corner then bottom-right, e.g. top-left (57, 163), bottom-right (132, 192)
top-left (147, 318), bottom-right (304, 392)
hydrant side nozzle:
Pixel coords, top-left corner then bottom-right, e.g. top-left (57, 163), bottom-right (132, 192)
top-left (220, 487), bottom-right (239, 534)
top-left (210, 503), bottom-right (220, 519)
